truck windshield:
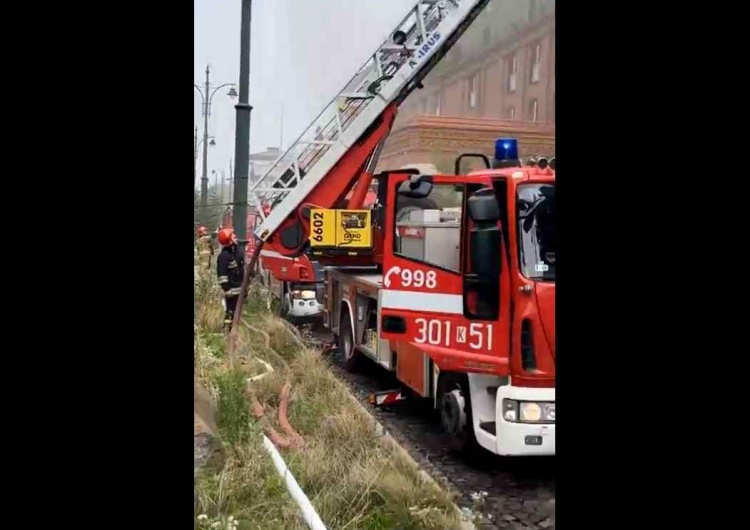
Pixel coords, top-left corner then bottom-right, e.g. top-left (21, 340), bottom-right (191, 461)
top-left (517, 183), bottom-right (555, 281)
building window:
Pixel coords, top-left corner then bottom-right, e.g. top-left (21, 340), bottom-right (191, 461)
top-left (468, 73), bottom-right (479, 109)
top-left (529, 99), bottom-right (539, 122)
top-left (530, 42), bottom-right (541, 83)
top-left (507, 106), bottom-right (516, 120)
top-left (507, 55), bottom-right (518, 93)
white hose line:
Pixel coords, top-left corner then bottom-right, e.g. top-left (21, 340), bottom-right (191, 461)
top-left (247, 359), bottom-right (274, 382)
top-left (247, 366), bottom-right (323, 528)
top-left (262, 435), bottom-right (328, 530)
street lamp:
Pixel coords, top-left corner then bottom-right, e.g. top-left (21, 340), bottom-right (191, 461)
top-left (194, 134), bottom-right (217, 191)
top-left (194, 65), bottom-right (237, 221)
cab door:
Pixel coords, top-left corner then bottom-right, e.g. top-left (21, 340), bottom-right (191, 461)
top-left (379, 173), bottom-right (511, 377)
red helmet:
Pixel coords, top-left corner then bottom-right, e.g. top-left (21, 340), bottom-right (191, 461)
top-left (218, 228), bottom-right (235, 246)
top-left (197, 226), bottom-right (208, 236)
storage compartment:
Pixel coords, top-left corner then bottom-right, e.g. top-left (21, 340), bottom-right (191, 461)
top-left (396, 209), bottom-right (461, 271)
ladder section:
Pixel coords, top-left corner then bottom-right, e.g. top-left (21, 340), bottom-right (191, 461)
top-left (251, 0), bottom-right (491, 242)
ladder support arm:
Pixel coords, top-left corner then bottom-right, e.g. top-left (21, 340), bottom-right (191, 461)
top-left (259, 104), bottom-right (398, 258)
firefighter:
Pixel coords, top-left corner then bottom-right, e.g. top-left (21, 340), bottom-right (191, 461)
top-left (216, 228), bottom-right (245, 331)
top-left (196, 226), bottom-right (213, 270)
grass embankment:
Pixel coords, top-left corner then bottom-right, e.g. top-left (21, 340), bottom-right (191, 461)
top-left (193, 268), bottom-right (464, 530)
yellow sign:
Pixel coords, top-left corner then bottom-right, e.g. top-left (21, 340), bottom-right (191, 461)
top-left (310, 209), bottom-right (372, 249)
top-left (309, 208), bottom-right (338, 247)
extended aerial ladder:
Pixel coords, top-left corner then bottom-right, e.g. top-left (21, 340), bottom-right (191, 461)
top-left (248, 0), bottom-right (492, 282)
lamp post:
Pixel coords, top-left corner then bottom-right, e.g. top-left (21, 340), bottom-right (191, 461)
top-left (194, 135), bottom-right (216, 190)
top-left (232, 0), bottom-right (253, 256)
top-left (194, 65), bottom-right (238, 222)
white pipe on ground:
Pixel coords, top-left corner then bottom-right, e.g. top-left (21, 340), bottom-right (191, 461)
top-left (247, 359), bottom-right (274, 382)
top-left (261, 435), bottom-right (328, 530)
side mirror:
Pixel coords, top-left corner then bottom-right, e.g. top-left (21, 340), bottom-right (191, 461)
top-left (397, 174), bottom-right (433, 199)
top-left (467, 187), bottom-right (500, 222)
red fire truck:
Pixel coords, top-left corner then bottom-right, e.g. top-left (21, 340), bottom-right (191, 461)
top-left (325, 147), bottom-right (555, 455)
top-left (245, 0), bottom-right (555, 455)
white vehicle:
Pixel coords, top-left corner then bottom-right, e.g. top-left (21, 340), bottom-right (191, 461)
top-left (263, 255), bottom-right (325, 321)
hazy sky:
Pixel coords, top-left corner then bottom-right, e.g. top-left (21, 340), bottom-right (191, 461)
top-left (194, 0), bottom-right (419, 186)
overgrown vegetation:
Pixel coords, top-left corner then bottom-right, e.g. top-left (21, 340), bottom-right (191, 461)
top-left (194, 265), bottom-right (465, 530)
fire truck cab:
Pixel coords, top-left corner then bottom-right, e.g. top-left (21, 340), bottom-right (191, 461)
top-left (324, 139), bottom-right (555, 456)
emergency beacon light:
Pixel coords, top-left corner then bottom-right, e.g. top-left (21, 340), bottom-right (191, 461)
top-left (492, 138), bottom-right (520, 169)
top-left (495, 138), bottom-right (518, 162)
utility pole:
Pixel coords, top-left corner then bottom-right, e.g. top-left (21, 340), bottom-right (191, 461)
top-left (232, 0), bottom-right (253, 254)
top-left (220, 169), bottom-right (225, 205)
top-left (201, 66), bottom-right (211, 215)
top-left (228, 158), bottom-right (234, 209)
top-left (193, 125), bottom-right (198, 193)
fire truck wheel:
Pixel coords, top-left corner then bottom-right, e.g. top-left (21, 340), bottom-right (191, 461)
top-left (339, 311), bottom-right (361, 372)
top-left (438, 376), bottom-right (480, 456)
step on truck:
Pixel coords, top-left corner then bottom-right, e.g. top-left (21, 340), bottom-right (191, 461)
top-left (244, 0), bottom-right (555, 456)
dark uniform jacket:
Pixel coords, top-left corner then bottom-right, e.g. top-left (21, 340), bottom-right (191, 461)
top-left (217, 244), bottom-right (245, 297)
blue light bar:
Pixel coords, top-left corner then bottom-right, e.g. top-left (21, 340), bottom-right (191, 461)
top-left (494, 138), bottom-right (518, 162)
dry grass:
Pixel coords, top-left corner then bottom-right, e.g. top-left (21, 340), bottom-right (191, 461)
top-left (194, 267), bottom-right (463, 530)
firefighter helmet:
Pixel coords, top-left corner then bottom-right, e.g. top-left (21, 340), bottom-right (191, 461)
top-left (218, 228), bottom-right (235, 246)
top-left (197, 226), bottom-right (208, 236)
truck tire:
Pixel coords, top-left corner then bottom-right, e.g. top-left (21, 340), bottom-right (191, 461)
top-left (438, 374), bottom-right (481, 458)
top-left (338, 310), bottom-right (361, 373)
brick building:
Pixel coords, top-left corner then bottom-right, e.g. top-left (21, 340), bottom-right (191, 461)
top-left (378, 0), bottom-right (555, 171)
top-left (377, 115), bottom-right (554, 173)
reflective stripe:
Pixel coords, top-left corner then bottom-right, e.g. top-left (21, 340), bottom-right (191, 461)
top-left (380, 290), bottom-right (463, 315)
top-left (227, 288), bottom-right (242, 296)
top-left (218, 276), bottom-right (229, 283)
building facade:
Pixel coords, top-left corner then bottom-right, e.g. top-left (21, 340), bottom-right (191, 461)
top-left (379, 0), bottom-right (555, 171)
top-left (377, 115), bottom-right (554, 173)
